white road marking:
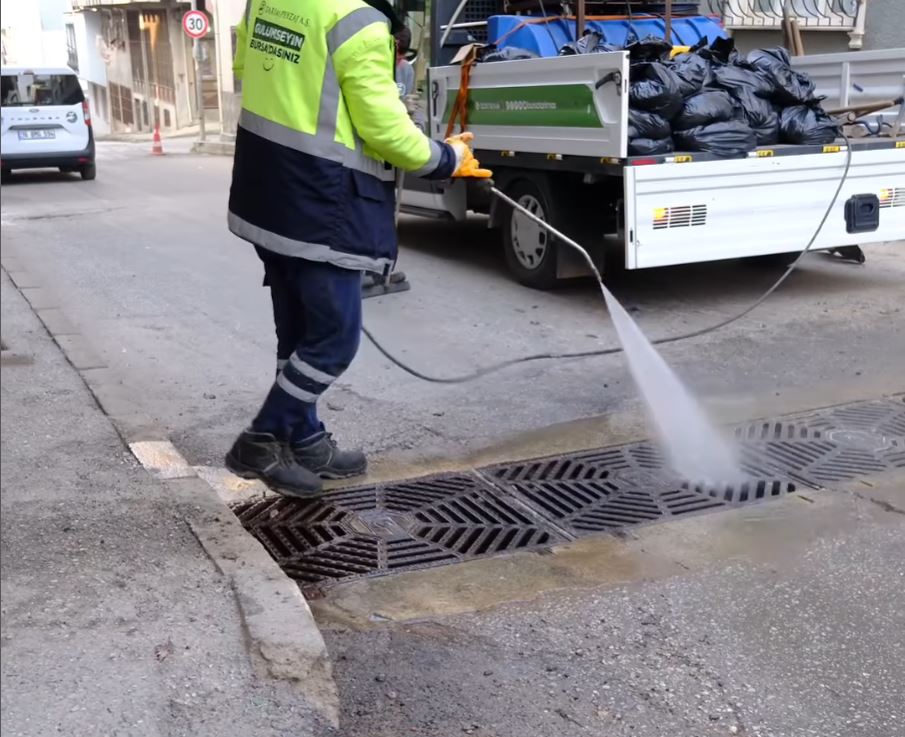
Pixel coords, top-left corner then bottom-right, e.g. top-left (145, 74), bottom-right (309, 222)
top-left (128, 440), bottom-right (195, 479)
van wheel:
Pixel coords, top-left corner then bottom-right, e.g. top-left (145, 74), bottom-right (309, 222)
top-left (501, 177), bottom-right (560, 290)
top-left (80, 163), bottom-right (97, 181)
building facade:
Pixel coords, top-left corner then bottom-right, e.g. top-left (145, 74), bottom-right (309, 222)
top-left (66, 0), bottom-right (216, 134)
top-left (1, 0), bottom-right (70, 67)
top-left (209, 0), bottom-right (243, 139)
top-left (701, 0), bottom-right (905, 55)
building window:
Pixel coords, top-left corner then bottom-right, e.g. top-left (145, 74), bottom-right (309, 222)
top-left (126, 9), bottom-right (176, 107)
top-left (109, 81), bottom-right (135, 127)
top-left (66, 23), bottom-right (79, 73)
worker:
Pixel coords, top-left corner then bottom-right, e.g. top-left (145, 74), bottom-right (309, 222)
top-left (394, 26), bottom-right (415, 99)
top-left (224, 0), bottom-right (490, 497)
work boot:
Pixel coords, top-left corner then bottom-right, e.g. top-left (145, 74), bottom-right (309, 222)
top-left (291, 432), bottom-right (367, 480)
top-left (225, 430), bottom-right (323, 497)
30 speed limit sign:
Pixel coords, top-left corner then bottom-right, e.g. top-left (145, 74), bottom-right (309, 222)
top-left (182, 10), bottom-right (209, 39)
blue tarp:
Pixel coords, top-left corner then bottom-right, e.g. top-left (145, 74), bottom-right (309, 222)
top-left (486, 15), bottom-right (727, 58)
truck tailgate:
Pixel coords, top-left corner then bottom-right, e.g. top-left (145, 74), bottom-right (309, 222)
top-left (428, 53), bottom-right (630, 159)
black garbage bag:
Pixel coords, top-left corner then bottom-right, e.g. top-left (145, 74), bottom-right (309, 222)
top-left (673, 89), bottom-right (738, 130)
top-left (628, 136), bottom-right (674, 156)
top-left (697, 36), bottom-right (738, 65)
top-left (559, 30), bottom-right (618, 56)
top-left (710, 61), bottom-right (774, 99)
top-left (628, 109), bottom-right (672, 140)
top-left (626, 35), bottom-right (673, 63)
top-left (670, 53), bottom-right (713, 97)
top-left (747, 47), bottom-right (817, 105)
top-left (630, 62), bottom-right (683, 119)
top-left (481, 46), bottom-right (539, 62)
top-left (733, 89), bottom-right (780, 145)
top-left (779, 105), bottom-right (839, 145)
top-left (673, 119), bottom-right (757, 158)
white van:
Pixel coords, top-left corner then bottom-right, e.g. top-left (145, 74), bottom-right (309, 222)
top-left (1, 66), bottom-right (96, 180)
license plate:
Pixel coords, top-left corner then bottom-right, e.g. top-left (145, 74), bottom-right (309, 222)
top-left (17, 129), bottom-right (56, 140)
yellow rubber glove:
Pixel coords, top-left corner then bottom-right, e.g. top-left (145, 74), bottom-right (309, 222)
top-left (446, 131), bottom-right (494, 179)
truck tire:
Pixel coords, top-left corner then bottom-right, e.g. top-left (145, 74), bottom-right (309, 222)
top-left (501, 177), bottom-right (560, 289)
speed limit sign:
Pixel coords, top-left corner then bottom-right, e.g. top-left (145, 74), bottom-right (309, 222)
top-left (182, 10), bottom-right (209, 39)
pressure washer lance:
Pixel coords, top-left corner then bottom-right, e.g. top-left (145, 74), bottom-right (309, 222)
top-left (362, 138), bottom-right (854, 384)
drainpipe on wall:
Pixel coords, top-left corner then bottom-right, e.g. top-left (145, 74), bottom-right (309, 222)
top-left (139, 12), bottom-right (152, 131)
top-left (177, 4), bottom-right (193, 129)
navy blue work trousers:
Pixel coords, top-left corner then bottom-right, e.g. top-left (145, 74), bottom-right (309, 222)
top-left (251, 247), bottom-right (362, 442)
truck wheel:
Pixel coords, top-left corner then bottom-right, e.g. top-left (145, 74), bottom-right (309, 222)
top-left (501, 178), bottom-right (560, 289)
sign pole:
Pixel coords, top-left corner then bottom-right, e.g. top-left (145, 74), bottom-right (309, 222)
top-left (190, 0), bottom-right (207, 142)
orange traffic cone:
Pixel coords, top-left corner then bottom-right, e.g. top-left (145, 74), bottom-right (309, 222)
top-left (151, 126), bottom-right (164, 156)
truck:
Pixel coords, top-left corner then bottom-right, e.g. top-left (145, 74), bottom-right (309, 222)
top-left (400, 2), bottom-right (905, 289)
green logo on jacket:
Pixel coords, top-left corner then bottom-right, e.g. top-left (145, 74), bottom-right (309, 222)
top-left (251, 17), bottom-right (305, 66)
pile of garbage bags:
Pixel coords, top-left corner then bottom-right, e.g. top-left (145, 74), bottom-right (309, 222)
top-left (478, 35), bottom-right (838, 158)
top-left (623, 37), bottom-right (838, 157)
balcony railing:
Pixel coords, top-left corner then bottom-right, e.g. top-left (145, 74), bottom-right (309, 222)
top-left (71, 0), bottom-right (165, 9)
top-left (699, 0), bottom-right (862, 30)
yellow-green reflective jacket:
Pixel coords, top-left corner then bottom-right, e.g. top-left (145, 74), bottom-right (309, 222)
top-left (228, 0), bottom-right (454, 272)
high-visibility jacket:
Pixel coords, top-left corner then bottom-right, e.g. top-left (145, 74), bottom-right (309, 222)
top-left (228, 0), bottom-right (455, 273)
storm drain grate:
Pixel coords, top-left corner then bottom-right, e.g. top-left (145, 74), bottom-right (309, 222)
top-left (732, 398), bottom-right (905, 485)
top-left (485, 441), bottom-right (796, 536)
top-left (234, 474), bottom-right (565, 587)
top-left (233, 397), bottom-right (904, 588)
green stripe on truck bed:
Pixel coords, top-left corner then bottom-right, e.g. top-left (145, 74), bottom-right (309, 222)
top-left (445, 85), bottom-right (603, 128)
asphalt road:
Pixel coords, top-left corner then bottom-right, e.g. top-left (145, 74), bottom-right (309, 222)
top-left (2, 141), bottom-right (903, 478)
top-left (3, 141), bottom-right (904, 737)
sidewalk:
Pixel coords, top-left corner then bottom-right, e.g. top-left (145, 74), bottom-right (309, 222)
top-left (96, 124), bottom-right (202, 143)
top-left (0, 272), bottom-right (336, 737)
top-left (96, 123), bottom-right (237, 157)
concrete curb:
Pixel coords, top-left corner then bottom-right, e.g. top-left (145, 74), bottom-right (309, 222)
top-left (96, 129), bottom-right (201, 143)
top-left (192, 140), bottom-right (236, 156)
top-left (168, 475), bottom-right (340, 725)
top-left (191, 139), bottom-right (235, 156)
top-left (0, 252), bottom-right (340, 728)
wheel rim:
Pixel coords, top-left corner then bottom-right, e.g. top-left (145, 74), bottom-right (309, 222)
top-left (510, 193), bottom-right (548, 270)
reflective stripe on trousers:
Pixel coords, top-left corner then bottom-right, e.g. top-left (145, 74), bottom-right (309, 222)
top-left (252, 252), bottom-right (363, 442)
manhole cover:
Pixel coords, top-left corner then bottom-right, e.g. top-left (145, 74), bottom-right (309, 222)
top-left (233, 397), bottom-right (904, 589)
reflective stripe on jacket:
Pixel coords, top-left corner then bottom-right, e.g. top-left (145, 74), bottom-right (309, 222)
top-left (228, 0), bottom-right (454, 271)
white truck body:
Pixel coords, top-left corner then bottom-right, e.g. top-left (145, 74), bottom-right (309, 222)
top-left (402, 48), bottom-right (905, 280)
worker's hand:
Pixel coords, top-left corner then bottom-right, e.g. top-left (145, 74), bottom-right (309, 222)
top-left (446, 131), bottom-right (493, 179)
